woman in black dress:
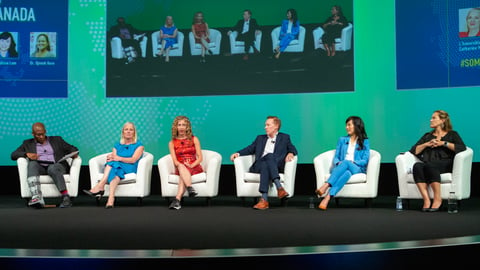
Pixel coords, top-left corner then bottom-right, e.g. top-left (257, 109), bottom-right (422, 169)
top-left (321, 5), bottom-right (348, 57)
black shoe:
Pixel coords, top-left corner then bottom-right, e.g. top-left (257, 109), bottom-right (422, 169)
top-left (428, 206), bottom-right (441, 212)
top-left (207, 49), bottom-right (213, 55)
top-left (83, 189), bottom-right (104, 199)
top-left (59, 195), bottom-right (72, 208)
top-left (169, 199), bottom-right (181, 210)
top-left (187, 186), bottom-right (198, 197)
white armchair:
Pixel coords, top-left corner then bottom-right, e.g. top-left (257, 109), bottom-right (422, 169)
top-left (228, 30), bottom-right (262, 54)
top-left (110, 34), bottom-right (148, 59)
top-left (234, 155), bottom-right (298, 205)
top-left (188, 28), bottom-right (222, 56)
top-left (157, 150), bottom-right (222, 205)
top-left (314, 149), bottom-right (381, 206)
top-left (395, 147), bottom-right (473, 207)
top-left (17, 156), bottom-right (82, 202)
top-left (151, 30), bottom-right (184, 57)
top-left (313, 23), bottom-right (353, 51)
top-left (88, 151), bottom-right (153, 205)
top-left (271, 26), bottom-right (306, 53)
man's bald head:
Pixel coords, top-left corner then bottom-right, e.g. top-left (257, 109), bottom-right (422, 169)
top-left (31, 122), bottom-right (46, 144)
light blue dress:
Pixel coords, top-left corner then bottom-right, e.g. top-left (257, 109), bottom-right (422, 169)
top-left (106, 141), bottom-right (143, 183)
top-left (160, 25), bottom-right (177, 49)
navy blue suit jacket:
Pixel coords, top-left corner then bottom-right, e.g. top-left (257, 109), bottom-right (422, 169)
top-left (237, 132), bottom-right (297, 171)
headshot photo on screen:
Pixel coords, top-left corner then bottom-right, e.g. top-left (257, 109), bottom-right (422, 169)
top-left (0, 31), bottom-right (19, 58)
top-left (30, 32), bottom-right (57, 58)
top-left (459, 7), bottom-right (480, 38)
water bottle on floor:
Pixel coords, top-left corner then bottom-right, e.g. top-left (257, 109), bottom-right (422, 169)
top-left (309, 197), bottom-right (314, 209)
top-left (448, 191), bottom-right (458, 214)
top-left (396, 196), bottom-right (403, 211)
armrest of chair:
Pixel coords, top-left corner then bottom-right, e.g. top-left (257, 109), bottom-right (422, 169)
top-left (158, 154), bottom-right (175, 192)
top-left (17, 157), bottom-right (28, 179)
top-left (313, 150), bottom-right (335, 188)
top-left (202, 150), bottom-right (222, 196)
top-left (68, 156), bottom-right (82, 196)
top-left (395, 151), bottom-right (421, 197)
top-left (365, 150), bottom-right (381, 196)
top-left (233, 155), bottom-right (254, 181)
top-left (229, 31), bottom-right (238, 42)
top-left (312, 27), bottom-right (324, 49)
top-left (340, 23), bottom-right (353, 50)
top-left (203, 150), bottom-right (222, 182)
top-left (151, 31), bottom-right (160, 56)
top-left (16, 157), bottom-right (29, 197)
top-left (298, 26), bottom-right (306, 50)
top-left (283, 155), bottom-right (298, 196)
top-left (88, 153), bottom-right (109, 186)
top-left (451, 147), bottom-right (473, 198)
top-left (135, 152), bottom-right (153, 191)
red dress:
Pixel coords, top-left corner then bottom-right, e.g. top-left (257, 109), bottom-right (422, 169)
top-left (173, 136), bottom-right (203, 175)
top-left (193, 23), bottom-right (210, 43)
top-left (459, 31), bottom-right (480, 37)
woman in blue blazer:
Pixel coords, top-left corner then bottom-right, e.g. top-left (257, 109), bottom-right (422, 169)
top-left (315, 116), bottom-right (370, 210)
top-left (273, 8), bottom-right (300, 59)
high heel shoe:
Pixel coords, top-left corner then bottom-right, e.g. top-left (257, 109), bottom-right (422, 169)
top-left (318, 202), bottom-right (328, 210)
top-left (315, 188), bottom-right (325, 198)
top-left (83, 189), bottom-right (104, 199)
top-left (105, 204), bottom-right (114, 209)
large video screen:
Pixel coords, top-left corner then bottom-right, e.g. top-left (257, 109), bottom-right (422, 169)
top-left (106, 0), bottom-right (354, 97)
top-left (396, 0), bottom-right (480, 90)
top-left (0, 0), bottom-right (68, 98)
top-left (0, 0), bottom-right (479, 167)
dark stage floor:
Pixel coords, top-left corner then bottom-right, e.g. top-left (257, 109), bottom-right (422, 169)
top-left (1, 194), bottom-right (480, 252)
top-left (106, 49), bottom-right (354, 97)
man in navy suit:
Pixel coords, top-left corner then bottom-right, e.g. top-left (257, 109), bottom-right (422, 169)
top-left (11, 122), bottom-right (79, 208)
top-left (230, 116), bottom-right (298, 209)
top-left (227, 9), bottom-right (261, 60)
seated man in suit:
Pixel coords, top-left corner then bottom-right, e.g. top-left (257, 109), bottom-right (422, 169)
top-left (11, 122), bottom-right (79, 208)
top-left (227, 9), bottom-right (261, 60)
top-left (230, 116), bottom-right (298, 209)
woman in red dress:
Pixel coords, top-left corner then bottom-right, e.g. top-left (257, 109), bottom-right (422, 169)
top-left (191, 11), bottom-right (213, 62)
top-left (459, 8), bottom-right (480, 38)
top-left (168, 115), bottom-right (204, 209)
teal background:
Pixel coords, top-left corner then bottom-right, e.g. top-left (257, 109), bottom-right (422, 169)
top-left (1, 0), bottom-right (478, 166)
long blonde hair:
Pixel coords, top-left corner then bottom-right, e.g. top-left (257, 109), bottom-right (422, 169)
top-left (120, 122), bottom-right (138, 144)
top-left (433, 110), bottom-right (452, 132)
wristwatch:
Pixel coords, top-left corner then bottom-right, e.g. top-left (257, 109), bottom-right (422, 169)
top-left (444, 141), bottom-right (448, 147)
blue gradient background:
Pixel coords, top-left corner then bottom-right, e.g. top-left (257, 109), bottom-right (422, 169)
top-left (0, 0), bottom-right (478, 166)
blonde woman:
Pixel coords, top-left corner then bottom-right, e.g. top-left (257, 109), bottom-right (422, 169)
top-left (84, 122), bottom-right (144, 208)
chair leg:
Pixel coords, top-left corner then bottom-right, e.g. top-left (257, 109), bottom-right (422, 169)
top-left (334, 197), bottom-right (340, 206)
top-left (280, 198), bottom-right (288, 207)
top-left (136, 197), bottom-right (143, 206)
top-left (365, 198), bottom-right (373, 208)
top-left (206, 197), bottom-right (212, 206)
top-left (95, 197), bottom-right (101, 207)
top-left (405, 199), bottom-right (411, 210)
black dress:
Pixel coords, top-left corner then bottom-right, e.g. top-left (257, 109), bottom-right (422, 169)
top-left (321, 15), bottom-right (348, 45)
